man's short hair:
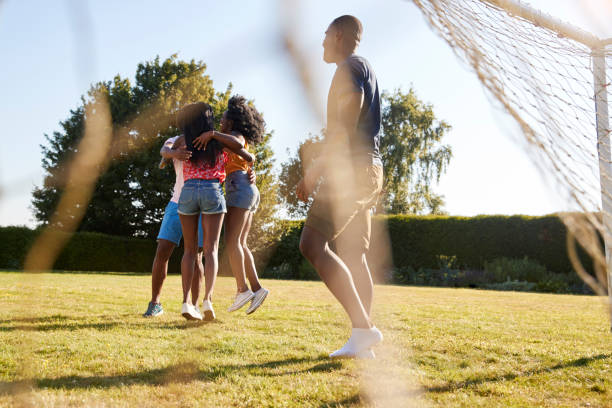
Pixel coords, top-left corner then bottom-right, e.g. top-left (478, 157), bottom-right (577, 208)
top-left (331, 15), bottom-right (362, 51)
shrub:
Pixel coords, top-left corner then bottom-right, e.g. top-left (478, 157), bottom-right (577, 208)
top-left (534, 272), bottom-right (586, 294)
top-left (389, 266), bottom-right (490, 288)
top-left (0, 226), bottom-right (37, 269)
top-left (388, 258), bottom-right (589, 294)
top-left (383, 214), bottom-right (583, 273)
top-left (262, 220), bottom-right (303, 271)
top-left (0, 226), bottom-right (170, 273)
top-left (483, 280), bottom-right (537, 292)
top-left (483, 257), bottom-right (548, 283)
top-left (1, 213), bottom-right (595, 293)
top-left (261, 260), bottom-right (319, 281)
top-left (264, 214), bottom-right (593, 278)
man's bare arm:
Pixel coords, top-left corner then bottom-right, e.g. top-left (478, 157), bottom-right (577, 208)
top-left (299, 90), bottom-right (364, 199)
top-left (313, 90), bottom-right (363, 168)
top-left (332, 90), bottom-right (364, 145)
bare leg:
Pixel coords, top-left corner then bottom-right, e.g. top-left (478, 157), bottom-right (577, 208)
top-left (201, 248), bottom-right (215, 302)
top-left (242, 211), bottom-right (262, 292)
top-left (299, 226), bottom-right (371, 329)
top-left (225, 206), bottom-right (250, 293)
top-left (179, 214), bottom-right (199, 304)
top-left (338, 251), bottom-right (373, 316)
top-left (190, 249), bottom-right (204, 305)
top-left (201, 212), bottom-right (225, 302)
top-left (336, 208), bottom-right (375, 316)
top-left (150, 239), bottom-right (176, 304)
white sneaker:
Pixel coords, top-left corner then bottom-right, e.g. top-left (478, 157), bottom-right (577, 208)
top-left (329, 326), bottom-right (383, 359)
top-left (201, 299), bottom-right (216, 321)
top-left (192, 305), bottom-right (203, 320)
top-left (181, 303), bottom-right (202, 321)
top-left (227, 289), bottom-right (254, 312)
top-left (246, 288), bottom-right (269, 315)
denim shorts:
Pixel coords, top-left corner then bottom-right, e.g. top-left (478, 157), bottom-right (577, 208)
top-left (157, 201), bottom-right (204, 247)
top-left (178, 178), bottom-right (227, 215)
top-left (225, 171), bottom-right (260, 212)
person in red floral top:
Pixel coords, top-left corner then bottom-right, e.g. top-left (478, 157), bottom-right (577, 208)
top-left (175, 102), bottom-right (253, 321)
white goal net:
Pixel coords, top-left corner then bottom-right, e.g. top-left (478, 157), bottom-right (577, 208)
top-left (411, 0), bottom-right (612, 309)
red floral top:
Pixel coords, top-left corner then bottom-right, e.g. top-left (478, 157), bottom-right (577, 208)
top-left (183, 152), bottom-right (229, 183)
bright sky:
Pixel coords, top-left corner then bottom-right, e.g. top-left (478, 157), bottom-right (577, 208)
top-left (1, 0), bottom-right (611, 227)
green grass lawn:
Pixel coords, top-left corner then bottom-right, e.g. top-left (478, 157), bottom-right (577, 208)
top-left (0, 271), bottom-right (611, 407)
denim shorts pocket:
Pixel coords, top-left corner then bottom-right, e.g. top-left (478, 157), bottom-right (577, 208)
top-left (178, 186), bottom-right (195, 206)
top-left (199, 185), bottom-right (226, 213)
top-left (225, 179), bottom-right (237, 194)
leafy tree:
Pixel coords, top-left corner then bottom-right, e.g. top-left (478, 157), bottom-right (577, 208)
top-left (278, 88), bottom-right (451, 216)
top-left (278, 133), bottom-right (323, 218)
top-left (248, 130), bottom-right (279, 254)
top-left (32, 55), bottom-right (233, 237)
top-left (380, 88), bottom-right (451, 214)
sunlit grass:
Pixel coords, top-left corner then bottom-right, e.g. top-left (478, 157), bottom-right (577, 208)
top-left (0, 271), bottom-right (610, 407)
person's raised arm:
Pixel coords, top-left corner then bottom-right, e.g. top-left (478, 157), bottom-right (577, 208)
top-left (232, 147), bottom-right (255, 163)
top-left (160, 135), bottom-right (191, 161)
top-left (193, 130), bottom-right (244, 151)
top-left (193, 130), bottom-right (253, 163)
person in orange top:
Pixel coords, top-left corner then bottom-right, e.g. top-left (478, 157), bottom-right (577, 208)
top-left (194, 95), bottom-right (269, 314)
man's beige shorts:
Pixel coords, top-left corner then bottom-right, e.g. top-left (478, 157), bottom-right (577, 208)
top-left (304, 164), bottom-right (383, 251)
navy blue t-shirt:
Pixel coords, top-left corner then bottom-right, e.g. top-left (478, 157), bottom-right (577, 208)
top-left (327, 54), bottom-right (381, 163)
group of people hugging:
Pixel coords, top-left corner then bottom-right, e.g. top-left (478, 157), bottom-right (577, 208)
top-left (144, 14), bottom-right (384, 359)
top-left (143, 96), bottom-right (269, 321)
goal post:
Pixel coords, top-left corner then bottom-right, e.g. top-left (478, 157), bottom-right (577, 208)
top-left (482, 0), bottom-right (601, 48)
top-left (411, 0), bottom-right (612, 330)
top-left (593, 47), bottom-right (612, 327)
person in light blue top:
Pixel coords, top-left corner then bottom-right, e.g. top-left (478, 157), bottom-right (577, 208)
top-left (143, 135), bottom-right (204, 317)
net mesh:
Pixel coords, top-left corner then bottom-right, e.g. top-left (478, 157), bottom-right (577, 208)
top-left (410, 0), bottom-right (612, 296)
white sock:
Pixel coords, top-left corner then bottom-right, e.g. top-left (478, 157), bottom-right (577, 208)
top-left (330, 327), bottom-right (383, 358)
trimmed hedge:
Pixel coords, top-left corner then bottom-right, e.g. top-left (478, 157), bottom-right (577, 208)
top-left (0, 226), bottom-right (181, 273)
top-left (265, 214), bottom-right (590, 276)
top-left (1, 214), bottom-right (590, 277)
top-left (0, 226), bottom-right (37, 270)
top-left (383, 214), bottom-right (576, 273)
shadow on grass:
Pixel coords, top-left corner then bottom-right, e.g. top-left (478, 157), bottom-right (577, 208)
top-left (0, 315), bottom-right (222, 332)
top-left (425, 353), bottom-right (611, 393)
top-left (319, 393), bottom-right (362, 407)
top-left (1, 270), bottom-right (149, 277)
top-left (0, 355), bottom-right (341, 394)
top-left (0, 315), bottom-right (71, 325)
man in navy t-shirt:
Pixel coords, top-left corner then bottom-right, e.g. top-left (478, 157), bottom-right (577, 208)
top-left (297, 15), bottom-right (384, 359)
top-left (327, 53), bottom-right (382, 165)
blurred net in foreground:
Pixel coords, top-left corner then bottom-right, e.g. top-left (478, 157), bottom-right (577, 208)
top-left (410, 0), bottom-right (612, 308)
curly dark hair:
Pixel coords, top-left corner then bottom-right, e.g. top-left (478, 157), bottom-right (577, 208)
top-left (225, 95), bottom-right (265, 145)
top-left (176, 102), bottom-right (220, 166)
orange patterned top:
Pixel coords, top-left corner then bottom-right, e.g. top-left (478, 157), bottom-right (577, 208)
top-left (225, 139), bottom-right (250, 175)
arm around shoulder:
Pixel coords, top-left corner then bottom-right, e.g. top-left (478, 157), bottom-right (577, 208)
top-left (193, 130), bottom-right (244, 151)
top-left (232, 147), bottom-right (254, 163)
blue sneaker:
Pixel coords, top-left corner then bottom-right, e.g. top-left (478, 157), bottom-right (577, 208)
top-left (143, 302), bottom-right (163, 317)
